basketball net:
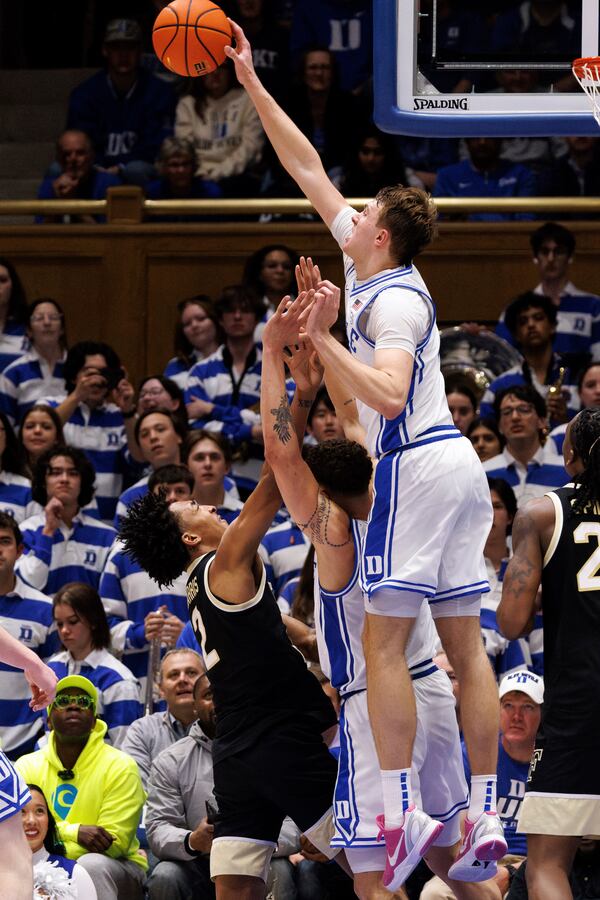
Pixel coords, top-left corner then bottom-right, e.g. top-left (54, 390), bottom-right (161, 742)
top-left (572, 57), bottom-right (600, 127)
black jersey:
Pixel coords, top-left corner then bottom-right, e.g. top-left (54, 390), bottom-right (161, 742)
top-left (541, 486), bottom-right (600, 746)
top-left (186, 551), bottom-right (337, 763)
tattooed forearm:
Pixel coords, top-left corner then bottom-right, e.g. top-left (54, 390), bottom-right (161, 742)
top-left (270, 395), bottom-right (293, 444)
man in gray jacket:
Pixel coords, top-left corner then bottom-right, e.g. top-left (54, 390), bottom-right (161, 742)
top-left (146, 673), bottom-right (217, 899)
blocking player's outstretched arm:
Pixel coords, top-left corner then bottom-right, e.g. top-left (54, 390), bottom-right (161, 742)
top-left (225, 21), bottom-right (347, 230)
top-left (0, 625), bottom-right (57, 710)
top-left (261, 297), bottom-right (355, 592)
top-left (498, 498), bottom-right (550, 640)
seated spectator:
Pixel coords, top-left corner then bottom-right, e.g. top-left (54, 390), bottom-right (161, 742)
top-left (145, 671), bottom-right (215, 899)
top-left (480, 292), bottom-right (579, 429)
top-left (175, 59), bottom-right (264, 196)
top-left (483, 385), bottom-right (566, 503)
top-left (290, 0), bottom-right (373, 94)
top-left (67, 19), bottom-right (175, 185)
top-left (121, 649), bottom-right (205, 790)
top-left (283, 48), bottom-right (367, 186)
top-left (0, 257), bottom-right (30, 373)
top-left (549, 361), bottom-right (600, 455)
top-left (445, 379), bottom-right (478, 435)
top-left (185, 286), bottom-right (275, 498)
top-left (337, 125), bottom-right (407, 199)
top-left (16, 446), bottom-right (116, 595)
top-left (466, 415), bottom-right (504, 463)
top-left (101, 465), bottom-right (190, 695)
top-left (23, 784), bottom-right (97, 900)
top-left (183, 431), bottom-right (243, 523)
top-left (163, 296), bottom-right (221, 390)
top-left (537, 136), bottom-right (600, 204)
top-left (305, 387), bottom-right (345, 445)
top-left (491, 0), bottom-right (580, 91)
top-left (18, 404), bottom-right (65, 478)
top-left (421, 669), bottom-right (543, 899)
top-left (0, 512), bottom-right (57, 759)
top-left (482, 478), bottom-right (534, 680)
top-left (242, 245), bottom-right (299, 343)
top-left (144, 137), bottom-right (221, 220)
top-left (0, 411), bottom-right (33, 522)
top-left (0, 299), bottom-right (67, 427)
top-left (229, 0), bottom-right (291, 101)
top-left (37, 129), bottom-right (121, 223)
top-left (434, 137), bottom-right (536, 221)
top-left (51, 340), bottom-right (140, 523)
top-left (48, 582), bottom-right (142, 747)
top-left (16, 674), bottom-right (147, 900)
top-left (391, 135), bottom-right (459, 192)
top-left (113, 409), bottom-right (187, 525)
top-left (495, 222), bottom-right (600, 362)
top-left (136, 375), bottom-right (187, 432)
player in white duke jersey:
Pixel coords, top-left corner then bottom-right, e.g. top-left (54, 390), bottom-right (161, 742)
top-left (260, 296), bottom-right (502, 900)
top-left (225, 24), bottom-right (505, 889)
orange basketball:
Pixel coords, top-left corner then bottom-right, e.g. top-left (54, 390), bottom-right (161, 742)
top-left (152, 0), bottom-right (232, 77)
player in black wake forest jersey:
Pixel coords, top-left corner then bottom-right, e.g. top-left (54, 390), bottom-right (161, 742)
top-left (119, 369), bottom-right (342, 899)
top-left (499, 407), bottom-right (600, 900)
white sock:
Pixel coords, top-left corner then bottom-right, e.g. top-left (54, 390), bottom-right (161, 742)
top-left (468, 774), bottom-right (497, 820)
top-left (381, 768), bottom-right (413, 828)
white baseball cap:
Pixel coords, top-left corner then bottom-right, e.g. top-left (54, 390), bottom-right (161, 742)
top-left (499, 670), bottom-right (544, 705)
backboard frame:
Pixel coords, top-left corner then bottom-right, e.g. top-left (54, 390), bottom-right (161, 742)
top-left (373, 0), bottom-right (600, 137)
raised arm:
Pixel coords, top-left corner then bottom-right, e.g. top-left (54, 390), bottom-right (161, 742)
top-left (498, 498), bottom-right (549, 640)
top-left (225, 21), bottom-right (347, 230)
top-left (0, 625), bottom-right (57, 710)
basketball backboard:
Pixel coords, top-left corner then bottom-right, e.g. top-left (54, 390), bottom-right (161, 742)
top-left (374, 0), bottom-right (600, 136)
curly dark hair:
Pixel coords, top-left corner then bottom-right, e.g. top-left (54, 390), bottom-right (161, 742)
top-left (504, 291), bottom-right (557, 337)
top-left (31, 445), bottom-right (96, 508)
top-left (530, 222), bottom-right (575, 259)
top-left (242, 244), bottom-right (299, 297)
top-left (63, 341), bottom-right (121, 393)
top-left (493, 384), bottom-right (547, 422)
top-left (570, 407), bottom-right (600, 515)
top-left (26, 784), bottom-right (66, 856)
top-left (303, 439), bottom-right (373, 496)
top-left (119, 490), bottom-right (189, 587)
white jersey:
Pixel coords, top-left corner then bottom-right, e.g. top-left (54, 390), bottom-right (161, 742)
top-left (313, 519), bottom-right (438, 696)
top-left (331, 206), bottom-right (453, 458)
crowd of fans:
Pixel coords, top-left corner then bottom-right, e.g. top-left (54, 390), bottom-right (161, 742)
top-left (1, 215), bottom-right (599, 898)
top-left (29, 0), bottom-right (600, 223)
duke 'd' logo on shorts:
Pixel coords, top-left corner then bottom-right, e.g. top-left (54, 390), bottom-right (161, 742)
top-left (364, 555), bottom-right (383, 576)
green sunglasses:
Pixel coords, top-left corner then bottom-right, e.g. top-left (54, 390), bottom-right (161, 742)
top-left (52, 693), bottom-right (95, 711)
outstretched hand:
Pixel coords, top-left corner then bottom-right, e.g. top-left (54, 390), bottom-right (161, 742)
top-left (296, 256), bottom-right (322, 294)
top-left (25, 662), bottom-right (57, 711)
top-left (263, 292), bottom-right (314, 350)
top-left (305, 282), bottom-right (341, 342)
top-left (224, 19), bottom-right (257, 89)
top-left (286, 340), bottom-right (324, 394)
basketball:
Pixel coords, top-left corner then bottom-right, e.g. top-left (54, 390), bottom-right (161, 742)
top-left (152, 0), bottom-right (232, 78)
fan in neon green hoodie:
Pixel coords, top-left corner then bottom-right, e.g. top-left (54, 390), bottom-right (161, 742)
top-left (16, 704), bottom-right (147, 871)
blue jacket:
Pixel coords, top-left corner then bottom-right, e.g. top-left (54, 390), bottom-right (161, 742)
top-left (434, 158), bottom-right (536, 221)
top-left (67, 70), bottom-right (175, 166)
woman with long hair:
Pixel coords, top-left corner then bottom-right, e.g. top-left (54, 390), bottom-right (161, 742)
top-left (242, 244), bottom-right (299, 342)
top-left (0, 409), bottom-right (32, 522)
top-left (47, 582), bottom-right (142, 747)
top-left (18, 404), bottom-right (65, 477)
top-left (163, 296), bottom-right (221, 389)
top-left (23, 784), bottom-right (97, 899)
top-left (0, 298), bottom-right (67, 426)
top-left (0, 257), bottom-right (29, 374)
top-left (136, 374), bottom-right (188, 432)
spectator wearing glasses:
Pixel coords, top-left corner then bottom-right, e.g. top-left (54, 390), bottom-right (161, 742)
top-left (496, 223), bottom-right (600, 362)
top-left (16, 674), bottom-right (147, 900)
top-left (16, 447), bottom-right (115, 595)
top-left (0, 299), bottom-right (67, 427)
top-left (483, 386), bottom-right (566, 503)
top-left (144, 137), bottom-right (221, 220)
top-left (136, 375), bottom-right (187, 433)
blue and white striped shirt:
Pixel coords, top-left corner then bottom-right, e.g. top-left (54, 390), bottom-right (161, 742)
top-left (47, 648), bottom-right (143, 747)
top-left (479, 359), bottom-right (579, 428)
top-left (496, 281), bottom-right (600, 360)
top-left (0, 576), bottom-right (58, 753)
top-left (16, 511), bottom-right (116, 595)
top-left (163, 349), bottom-right (203, 390)
top-left (259, 521), bottom-right (310, 600)
top-left (99, 539), bottom-right (189, 689)
top-left (114, 474), bottom-right (241, 529)
top-left (0, 349), bottom-right (65, 426)
top-left (0, 323), bottom-right (28, 375)
top-left (483, 445), bottom-right (566, 504)
top-left (481, 558), bottom-right (533, 681)
top-left (0, 471), bottom-right (33, 523)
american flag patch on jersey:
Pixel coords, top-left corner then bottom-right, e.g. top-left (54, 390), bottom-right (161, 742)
top-left (352, 298), bottom-right (362, 310)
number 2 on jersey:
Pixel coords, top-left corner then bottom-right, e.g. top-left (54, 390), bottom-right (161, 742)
top-left (191, 606), bottom-right (220, 670)
top-left (574, 522), bottom-right (600, 591)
